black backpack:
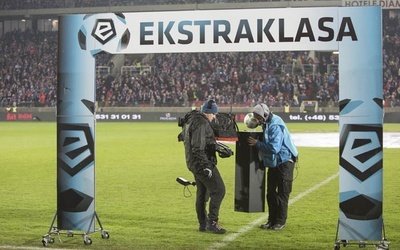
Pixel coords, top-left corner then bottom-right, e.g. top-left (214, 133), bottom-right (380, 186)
top-left (212, 112), bottom-right (239, 140)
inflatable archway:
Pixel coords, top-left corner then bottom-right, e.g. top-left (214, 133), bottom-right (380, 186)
top-left (56, 6), bottom-right (383, 242)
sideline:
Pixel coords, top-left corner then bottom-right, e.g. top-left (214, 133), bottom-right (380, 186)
top-left (0, 247), bottom-right (78, 250)
top-left (222, 133), bottom-right (400, 148)
top-left (208, 172), bottom-right (340, 250)
top-left (291, 132), bottom-right (400, 148)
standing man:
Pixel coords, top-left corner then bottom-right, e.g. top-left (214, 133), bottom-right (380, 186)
top-left (182, 99), bottom-right (227, 234)
top-left (247, 103), bottom-right (298, 231)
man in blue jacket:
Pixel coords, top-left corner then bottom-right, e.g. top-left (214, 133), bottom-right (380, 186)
top-left (248, 103), bottom-right (298, 231)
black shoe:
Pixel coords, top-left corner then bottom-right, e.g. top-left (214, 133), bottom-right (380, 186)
top-left (260, 221), bottom-right (273, 229)
top-left (272, 223), bottom-right (285, 230)
top-left (206, 221), bottom-right (227, 234)
top-left (199, 221), bottom-right (209, 232)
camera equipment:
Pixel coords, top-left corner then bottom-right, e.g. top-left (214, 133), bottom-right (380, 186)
top-left (216, 142), bottom-right (234, 158)
top-left (176, 177), bottom-right (196, 186)
top-left (176, 177), bottom-right (196, 198)
top-left (178, 117), bottom-right (185, 127)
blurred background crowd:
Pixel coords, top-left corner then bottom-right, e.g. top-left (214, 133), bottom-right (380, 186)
top-left (0, 0), bottom-right (288, 10)
top-left (0, 1), bottom-right (399, 109)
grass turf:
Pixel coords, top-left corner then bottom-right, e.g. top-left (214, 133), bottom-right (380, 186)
top-left (0, 122), bottom-right (398, 249)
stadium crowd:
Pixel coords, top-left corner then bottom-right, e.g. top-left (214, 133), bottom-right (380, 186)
top-left (103, 50), bottom-right (339, 108)
top-left (0, 11), bottom-right (399, 109)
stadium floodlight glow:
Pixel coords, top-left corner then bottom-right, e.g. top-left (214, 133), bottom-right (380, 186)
top-left (43, 6), bottom-right (385, 248)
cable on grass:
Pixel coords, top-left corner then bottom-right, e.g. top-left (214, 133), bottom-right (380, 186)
top-left (183, 185), bottom-right (193, 198)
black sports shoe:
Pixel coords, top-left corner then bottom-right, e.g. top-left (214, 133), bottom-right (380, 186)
top-left (206, 221), bottom-right (227, 234)
top-left (260, 221), bottom-right (273, 229)
top-left (272, 224), bottom-right (285, 230)
top-left (199, 221), bottom-right (209, 232)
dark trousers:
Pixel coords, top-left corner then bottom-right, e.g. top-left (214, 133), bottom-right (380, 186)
top-left (266, 161), bottom-right (294, 225)
top-left (193, 167), bottom-right (225, 226)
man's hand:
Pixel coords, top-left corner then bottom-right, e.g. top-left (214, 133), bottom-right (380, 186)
top-left (248, 136), bottom-right (258, 146)
top-left (203, 168), bottom-right (213, 178)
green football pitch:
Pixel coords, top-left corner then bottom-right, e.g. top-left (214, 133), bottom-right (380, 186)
top-left (0, 122), bottom-right (399, 249)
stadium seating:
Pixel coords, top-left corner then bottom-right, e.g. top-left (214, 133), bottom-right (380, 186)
top-left (0, 1), bottom-right (399, 108)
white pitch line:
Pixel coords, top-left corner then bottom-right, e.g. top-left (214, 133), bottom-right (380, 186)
top-left (208, 172), bottom-right (339, 250)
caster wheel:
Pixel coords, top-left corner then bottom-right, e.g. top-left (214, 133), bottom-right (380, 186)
top-left (101, 231), bottom-right (110, 239)
top-left (48, 237), bottom-right (55, 244)
top-left (42, 238), bottom-right (48, 247)
top-left (334, 245), bottom-right (340, 250)
top-left (84, 237), bottom-right (92, 245)
top-left (381, 238), bottom-right (389, 248)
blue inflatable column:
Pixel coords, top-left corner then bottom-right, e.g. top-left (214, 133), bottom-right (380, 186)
top-left (57, 15), bottom-right (96, 232)
top-left (338, 7), bottom-right (383, 241)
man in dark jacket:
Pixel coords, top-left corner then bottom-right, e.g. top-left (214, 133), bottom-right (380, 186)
top-left (182, 99), bottom-right (226, 234)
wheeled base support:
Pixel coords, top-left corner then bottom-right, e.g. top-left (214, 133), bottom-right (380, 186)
top-left (333, 219), bottom-right (390, 250)
top-left (41, 211), bottom-right (109, 247)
